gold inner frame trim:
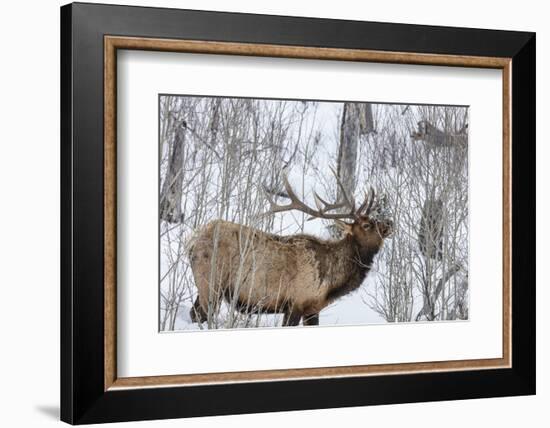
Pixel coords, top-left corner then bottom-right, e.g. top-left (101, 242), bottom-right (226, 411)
top-left (104, 35), bottom-right (512, 391)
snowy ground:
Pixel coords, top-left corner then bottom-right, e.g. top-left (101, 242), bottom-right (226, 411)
top-left (171, 273), bottom-right (386, 331)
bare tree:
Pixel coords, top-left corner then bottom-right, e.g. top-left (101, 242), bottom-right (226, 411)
top-left (160, 121), bottom-right (186, 223)
top-left (365, 104), bottom-right (468, 323)
top-left (336, 103), bottom-right (375, 202)
top-left (419, 197), bottom-right (444, 260)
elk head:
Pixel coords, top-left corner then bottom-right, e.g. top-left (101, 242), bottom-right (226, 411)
top-left (263, 170), bottom-right (393, 251)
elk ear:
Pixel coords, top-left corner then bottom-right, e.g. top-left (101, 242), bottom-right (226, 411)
top-left (334, 220), bottom-right (353, 235)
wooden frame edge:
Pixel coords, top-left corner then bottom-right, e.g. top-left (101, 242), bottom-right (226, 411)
top-left (104, 36), bottom-right (117, 390)
top-left (103, 35), bottom-right (512, 391)
top-left (110, 357), bottom-right (508, 390)
top-left (502, 61), bottom-right (513, 369)
top-left (105, 35), bottom-right (510, 68)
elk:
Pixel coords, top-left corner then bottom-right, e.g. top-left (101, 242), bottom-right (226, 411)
top-left (410, 120), bottom-right (467, 148)
top-left (188, 172), bottom-right (393, 327)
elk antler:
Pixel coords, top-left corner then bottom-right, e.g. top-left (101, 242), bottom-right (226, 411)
top-left (312, 192), bottom-right (349, 214)
top-left (357, 188), bottom-right (391, 220)
top-left (357, 187), bottom-right (375, 215)
top-left (329, 166), bottom-right (356, 212)
top-left (263, 170), bottom-right (357, 220)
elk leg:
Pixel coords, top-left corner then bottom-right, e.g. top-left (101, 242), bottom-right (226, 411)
top-left (303, 313), bottom-right (319, 326)
top-left (190, 296), bottom-right (208, 323)
top-left (282, 310), bottom-right (302, 327)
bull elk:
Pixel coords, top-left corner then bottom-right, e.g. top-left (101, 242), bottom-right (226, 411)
top-left (188, 172), bottom-right (393, 327)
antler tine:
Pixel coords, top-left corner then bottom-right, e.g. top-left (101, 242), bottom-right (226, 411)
top-left (328, 166), bottom-right (356, 213)
top-left (365, 187), bottom-right (377, 215)
top-left (262, 170), bottom-right (356, 220)
top-left (357, 186), bottom-right (374, 214)
top-left (313, 192), bottom-right (349, 213)
top-left (260, 175), bottom-right (305, 216)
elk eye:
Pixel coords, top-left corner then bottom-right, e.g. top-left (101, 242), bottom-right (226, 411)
top-left (362, 223), bottom-right (371, 230)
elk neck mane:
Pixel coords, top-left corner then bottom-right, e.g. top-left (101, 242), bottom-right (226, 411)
top-left (322, 234), bottom-right (379, 303)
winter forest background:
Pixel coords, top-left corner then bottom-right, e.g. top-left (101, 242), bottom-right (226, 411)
top-left (159, 95), bottom-right (469, 331)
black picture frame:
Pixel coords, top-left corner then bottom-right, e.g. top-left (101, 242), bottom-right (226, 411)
top-left (61, 2), bottom-right (535, 424)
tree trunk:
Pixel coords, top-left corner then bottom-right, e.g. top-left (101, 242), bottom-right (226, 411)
top-left (418, 197), bottom-right (444, 260)
top-left (160, 123), bottom-right (186, 223)
top-left (415, 262), bottom-right (461, 321)
top-left (336, 103), bottom-right (374, 196)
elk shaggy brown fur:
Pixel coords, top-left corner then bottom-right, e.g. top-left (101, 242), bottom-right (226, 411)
top-left (188, 173), bottom-right (393, 327)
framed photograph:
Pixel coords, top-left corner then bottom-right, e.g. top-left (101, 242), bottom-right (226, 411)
top-left (60, 2), bottom-right (535, 424)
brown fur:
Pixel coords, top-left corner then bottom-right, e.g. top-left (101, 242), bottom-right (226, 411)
top-left (188, 216), bottom-right (391, 327)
